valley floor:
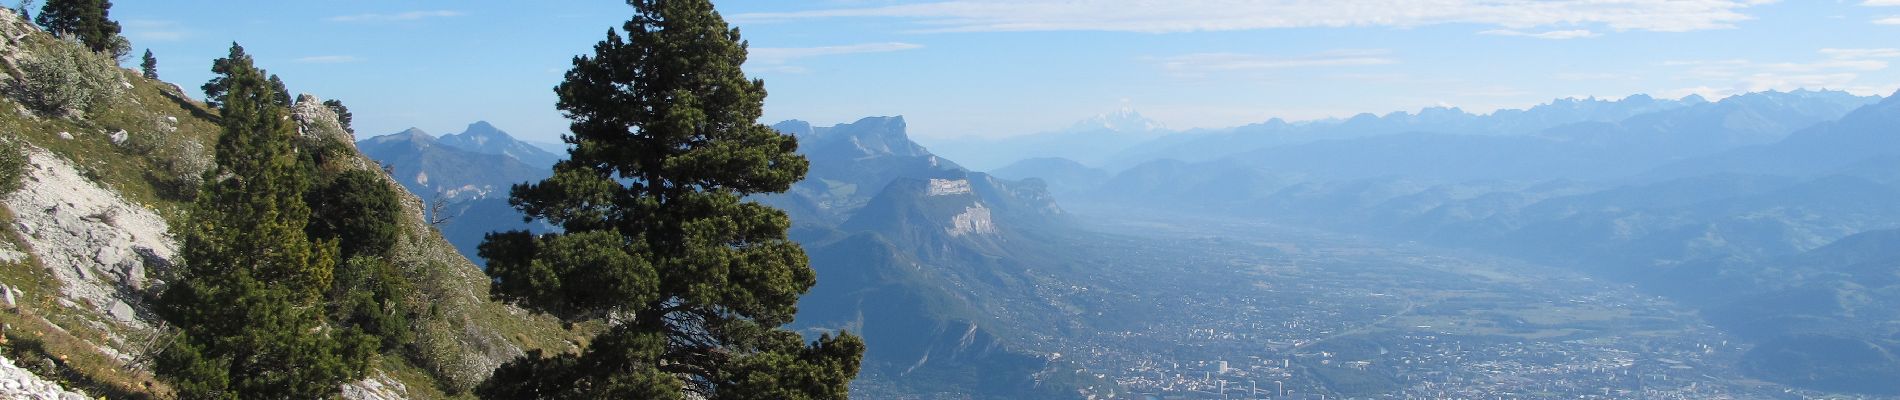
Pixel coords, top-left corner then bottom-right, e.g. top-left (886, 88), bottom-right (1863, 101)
top-left (1029, 205), bottom-right (1816, 399)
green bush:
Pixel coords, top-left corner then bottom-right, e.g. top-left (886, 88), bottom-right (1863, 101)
top-left (13, 39), bottom-right (122, 117)
top-left (306, 169), bottom-right (402, 259)
top-left (0, 138), bottom-right (25, 196)
top-left (331, 256), bottom-right (415, 354)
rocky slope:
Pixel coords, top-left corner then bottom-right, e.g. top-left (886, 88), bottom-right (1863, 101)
top-left (0, 8), bottom-right (571, 398)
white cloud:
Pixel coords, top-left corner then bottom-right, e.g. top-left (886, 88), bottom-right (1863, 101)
top-left (734, 0), bottom-right (1768, 34)
top-left (1161, 50), bottom-right (1396, 75)
top-left (1662, 48), bottom-right (1898, 97)
top-left (326, 10), bottom-right (466, 23)
top-left (1820, 48), bottom-right (1900, 59)
top-left (1479, 29), bottom-right (1601, 39)
top-left (1876, 16), bottom-right (1900, 24)
top-left (1865, 0), bottom-right (1900, 6)
top-left (295, 55), bottom-right (362, 64)
top-left (748, 42), bottom-right (925, 64)
top-left (743, 42), bottom-right (924, 74)
top-left (123, 19), bottom-right (188, 42)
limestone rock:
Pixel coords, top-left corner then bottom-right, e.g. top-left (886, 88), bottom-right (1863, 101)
top-left (0, 354), bottom-right (90, 400)
top-left (2, 146), bottom-right (174, 335)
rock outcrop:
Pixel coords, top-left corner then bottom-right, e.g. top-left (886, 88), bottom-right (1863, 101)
top-left (0, 355), bottom-right (90, 400)
top-left (4, 145), bottom-right (172, 343)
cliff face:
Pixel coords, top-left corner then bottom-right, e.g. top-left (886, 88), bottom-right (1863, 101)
top-left (0, 8), bottom-right (568, 398)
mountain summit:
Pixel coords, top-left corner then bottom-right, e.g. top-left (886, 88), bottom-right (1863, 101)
top-left (435, 121), bottom-right (562, 168)
top-left (1069, 107), bottom-right (1166, 134)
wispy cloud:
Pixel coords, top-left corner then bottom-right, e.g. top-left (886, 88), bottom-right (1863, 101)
top-left (1876, 16), bottom-right (1900, 25)
top-left (734, 0), bottom-right (1768, 34)
top-left (123, 19), bottom-right (188, 42)
top-left (295, 55), bottom-right (362, 64)
top-left (326, 10), bottom-right (466, 23)
top-left (1479, 29), bottom-right (1600, 40)
top-left (1865, 0), bottom-right (1900, 6)
top-left (1662, 48), bottom-right (1899, 98)
top-left (1161, 50), bottom-right (1396, 75)
top-left (749, 42), bottom-right (925, 63)
top-left (745, 42), bottom-right (924, 73)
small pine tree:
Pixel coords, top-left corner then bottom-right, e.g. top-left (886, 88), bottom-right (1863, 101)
top-left (474, 1), bottom-right (863, 398)
top-left (322, 99), bottom-right (354, 134)
top-left (139, 48), bottom-right (156, 79)
top-left (155, 42), bottom-right (372, 399)
top-left (268, 74), bottom-right (291, 106)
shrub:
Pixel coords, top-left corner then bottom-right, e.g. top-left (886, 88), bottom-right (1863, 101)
top-left (0, 138), bottom-right (26, 196)
top-left (14, 40), bottom-right (121, 117)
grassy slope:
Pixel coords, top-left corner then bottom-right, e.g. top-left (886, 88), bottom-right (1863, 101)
top-left (0, 11), bottom-right (573, 399)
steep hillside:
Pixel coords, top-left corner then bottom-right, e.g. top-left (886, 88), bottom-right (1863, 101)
top-left (0, 10), bottom-right (572, 398)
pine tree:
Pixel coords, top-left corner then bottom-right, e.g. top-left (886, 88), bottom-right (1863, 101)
top-left (34, 0), bottom-right (119, 53)
top-left (201, 43), bottom-right (250, 110)
top-left (139, 48), bottom-right (156, 79)
top-left (268, 74), bottom-right (291, 106)
top-left (155, 42), bottom-right (372, 399)
top-left (475, 1), bottom-right (862, 398)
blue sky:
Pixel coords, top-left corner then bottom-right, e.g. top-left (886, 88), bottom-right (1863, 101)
top-left (107, 1), bottom-right (1900, 142)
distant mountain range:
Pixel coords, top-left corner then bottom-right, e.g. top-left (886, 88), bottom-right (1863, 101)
top-left (357, 121), bottom-right (557, 263)
top-left (924, 108), bottom-right (1170, 171)
top-left (991, 89), bottom-right (1900, 394)
top-left (358, 89), bottom-right (1900, 396)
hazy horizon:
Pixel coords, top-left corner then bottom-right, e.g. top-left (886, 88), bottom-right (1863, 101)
top-left (113, 1), bottom-right (1900, 142)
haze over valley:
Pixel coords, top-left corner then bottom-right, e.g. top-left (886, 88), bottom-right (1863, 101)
top-left (3, 1), bottom-right (1900, 399)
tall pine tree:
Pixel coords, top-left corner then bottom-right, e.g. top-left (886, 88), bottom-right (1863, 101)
top-left (34, 0), bottom-right (119, 53)
top-left (475, 1), bottom-right (862, 398)
top-left (155, 42), bottom-right (372, 400)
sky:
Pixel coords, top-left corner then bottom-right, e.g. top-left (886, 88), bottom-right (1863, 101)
top-left (105, 0), bottom-right (1900, 143)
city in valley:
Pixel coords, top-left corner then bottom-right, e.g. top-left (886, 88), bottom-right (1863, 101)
top-left (992, 210), bottom-right (1779, 400)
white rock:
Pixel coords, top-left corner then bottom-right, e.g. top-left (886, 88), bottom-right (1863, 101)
top-left (108, 130), bottom-right (128, 146)
top-left (0, 355), bottom-right (89, 399)
top-left (3, 146), bottom-right (174, 333)
top-left (55, 131), bottom-right (71, 140)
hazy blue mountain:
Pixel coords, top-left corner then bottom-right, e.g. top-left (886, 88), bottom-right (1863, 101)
top-left (435, 121), bottom-right (563, 169)
top-left (1646, 89), bottom-right (1900, 180)
top-left (990, 157), bottom-right (1110, 196)
top-left (762, 116), bottom-right (966, 225)
top-left (1643, 228), bottom-right (1900, 394)
top-left (1227, 90), bottom-right (1875, 183)
top-left (357, 128), bottom-right (551, 263)
top-left (523, 139), bottom-right (569, 155)
top-left (1085, 90), bottom-right (1879, 209)
top-left (1105, 93), bottom-right (1709, 168)
top-left (357, 128), bottom-right (549, 201)
top-left (925, 108), bottom-right (1169, 170)
top-left (755, 116), bottom-right (1084, 398)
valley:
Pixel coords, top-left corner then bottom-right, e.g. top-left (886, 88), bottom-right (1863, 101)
top-left (1005, 207), bottom-right (1778, 399)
